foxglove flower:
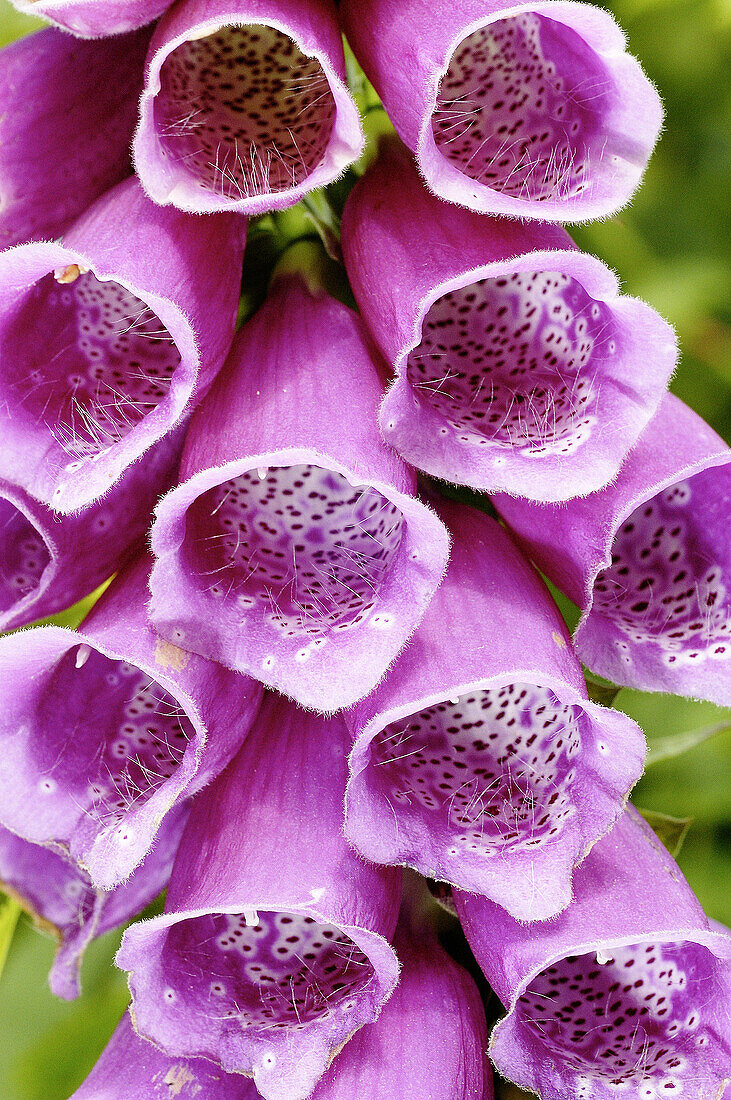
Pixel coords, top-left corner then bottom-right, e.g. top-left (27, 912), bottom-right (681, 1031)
top-left (0, 555), bottom-right (262, 889)
top-left (133, 0), bottom-right (363, 214)
top-left (0, 427), bottom-right (182, 633)
top-left (79, 922), bottom-right (489, 1098)
top-left (345, 499), bottom-right (645, 920)
top-left (149, 273), bottom-right (450, 711)
top-left (117, 693), bottom-right (401, 1100)
top-left (456, 808), bottom-right (731, 1100)
top-left (0, 177), bottom-right (245, 514)
top-left (340, 0), bottom-right (662, 222)
top-left (0, 28), bottom-right (149, 248)
top-left (0, 814), bottom-right (185, 1000)
top-left (341, 139), bottom-right (676, 501)
top-left (495, 395), bottom-right (731, 704)
top-left (10, 0), bottom-right (166, 37)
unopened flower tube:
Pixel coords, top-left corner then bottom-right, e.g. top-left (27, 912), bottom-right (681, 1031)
top-left (495, 395), bottom-right (731, 704)
top-left (0, 815), bottom-right (185, 1000)
top-left (0, 177), bottom-right (245, 513)
top-left (456, 808), bottom-right (731, 1100)
top-left (117, 694), bottom-right (401, 1100)
top-left (342, 139), bottom-right (676, 501)
top-left (345, 499), bottom-right (645, 921)
top-left (0, 556), bottom-right (262, 889)
top-left (0, 28), bottom-right (149, 248)
top-left (149, 272), bottom-right (449, 711)
top-left (134, 0), bottom-right (363, 214)
top-left (340, 0), bottom-right (662, 222)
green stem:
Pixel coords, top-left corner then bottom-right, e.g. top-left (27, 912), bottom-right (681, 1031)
top-left (0, 894), bottom-right (21, 982)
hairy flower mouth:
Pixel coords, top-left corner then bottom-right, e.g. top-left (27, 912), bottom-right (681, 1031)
top-left (433, 14), bottom-right (612, 204)
top-left (0, 498), bottom-right (51, 613)
top-left (155, 24), bottom-right (336, 201)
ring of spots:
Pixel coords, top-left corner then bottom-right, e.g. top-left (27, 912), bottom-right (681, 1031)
top-left (0, 500), bottom-right (50, 613)
top-left (156, 25), bottom-right (336, 200)
top-left (164, 911), bottom-right (375, 1031)
top-left (407, 272), bottom-right (614, 454)
top-left (432, 14), bottom-right (611, 202)
top-left (517, 941), bottom-right (720, 1095)
top-left (593, 476), bottom-right (731, 669)
top-left (185, 464), bottom-right (404, 639)
top-left (35, 645), bottom-right (195, 828)
top-left (368, 683), bottom-right (583, 855)
top-left (1, 271), bottom-right (180, 462)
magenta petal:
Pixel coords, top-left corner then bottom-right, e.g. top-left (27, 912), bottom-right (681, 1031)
top-left (345, 499), bottom-right (645, 921)
top-left (149, 274), bottom-right (450, 711)
top-left (0, 814), bottom-right (185, 1000)
top-left (116, 695), bottom-right (401, 1100)
top-left (495, 395), bottom-right (731, 703)
top-left (0, 28), bottom-right (149, 247)
top-left (342, 139), bottom-right (677, 500)
top-left (341, 0), bottom-right (662, 222)
top-left (0, 177), bottom-right (245, 514)
top-left (456, 808), bottom-right (731, 1100)
top-left (134, 0), bottom-right (363, 214)
top-left (0, 556), bottom-right (262, 890)
top-left (10, 0), bottom-right (166, 36)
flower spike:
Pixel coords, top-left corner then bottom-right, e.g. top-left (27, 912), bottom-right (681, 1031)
top-left (0, 177), bottom-right (245, 514)
top-left (149, 272), bottom-right (450, 712)
top-left (0, 815), bottom-right (185, 1000)
top-left (456, 808), bottom-right (731, 1100)
top-left (0, 28), bottom-right (149, 248)
top-left (340, 0), bottom-right (662, 222)
top-left (133, 0), bottom-right (363, 214)
top-left (0, 555), bottom-right (262, 890)
top-left (341, 139), bottom-right (676, 501)
top-left (345, 499), bottom-right (645, 921)
top-left (495, 395), bottom-right (731, 704)
top-left (117, 694), bottom-right (401, 1100)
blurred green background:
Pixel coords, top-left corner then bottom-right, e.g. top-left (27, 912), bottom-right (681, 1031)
top-left (0, 0), bottom-right (729, 1096)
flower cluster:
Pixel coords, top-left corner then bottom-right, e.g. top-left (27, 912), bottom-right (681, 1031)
top-left (0, 1), bottom-right (729, 1098)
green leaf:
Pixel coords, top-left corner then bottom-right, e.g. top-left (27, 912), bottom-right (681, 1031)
top-left (637, 808), bottom-right (693, 858)
top-left (584, 674), bottom-right (621, 708)
top-left (646, 721), bottom-right (731, 766)
top-left (0, 893), bottom-right (21, 981)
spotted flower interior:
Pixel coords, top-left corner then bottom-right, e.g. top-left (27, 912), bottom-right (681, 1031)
top-left (592, 468), bottom-right (731, 672)
top-left (184, 464), bottom-right (405, 644)
top-left (407, 271), bottom-right (615, 456)
top-left (515, 941), bottom-right (730, 1098)
top-left (0, 268), bottom-right (182, 472)
top-left (0, 500), bottom-right (50, 614)
top-left (432, 14), bottom-right (614, 205)
top-left (155, 25), bottom-right (336, 202)
top-left (162, 911), bottom-right (377, 1038)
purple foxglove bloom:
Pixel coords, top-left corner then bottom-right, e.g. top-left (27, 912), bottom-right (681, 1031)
top-left (345, 499), bottom-right (645, 921)
top-left (133, 0), bottom-right (363, 214)
top-left (340, 0), bottom-right (662, 222)
top-left (341, 139), bottom-right (676, 501)
top-left (456, 808), bottom-right (731, 1100)
top-left (10, 0), bottom-right (166, 37)
top-left (79, 923), bottom-right (490, 1098)
top-left (0, 814), bottom-right (185, 1000)
top-left (116, 693), bottom-right (401, 1100)
top-left (0, 427), bottom-right (182, 633)
top-left (0, 28), bottom-right (149, 248)
top-left (149, 273), bottom-right (450, 712)
top-left (495, 395), bottom-right (731, 704)
top-left (0, 555), bottom-right (262, 890)
top-left (0, 177), bottom-right (246, 515)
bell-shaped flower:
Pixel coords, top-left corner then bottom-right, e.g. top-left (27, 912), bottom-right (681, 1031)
top-left (0, 555), bottom-right (262, 890)
top-left (345, 499), bottom-right (645, 921)
top-left (341, 139), bottom-right (676, 501)
top-left (495, 395), bottom-right (731, 704)
top-left (0, 813), bottom-right (185, 1000)
top-left (0, 177), bottom-right (245, 514)
top-left (134, 0), bottom-right (363, 214)
top-left (0, 28), bottom-right (149, 248)
top-left (149, 272), bottom-right (450, 712)
top-left (456, 808), bottom-right (731, 1100)
top-left (340, 0), bottom-right (662, 222)
top-left (10, 0), bottom-right (166, 36)
top-left (116, 694), bottom-right (401, 1100)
